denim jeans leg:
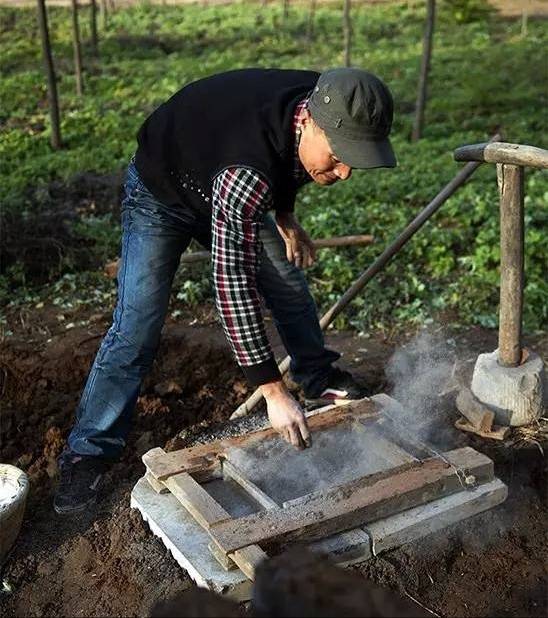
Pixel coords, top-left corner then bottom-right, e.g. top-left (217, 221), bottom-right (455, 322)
top-left (67, 167), bottom-right (192, 459)
top-left (257, 213), bottom-right (340, 396)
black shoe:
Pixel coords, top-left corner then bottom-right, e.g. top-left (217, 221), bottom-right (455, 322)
top-left (304, 367), bottom-right (370, 409)
top-left (54, 452), bottom-right (109, 515)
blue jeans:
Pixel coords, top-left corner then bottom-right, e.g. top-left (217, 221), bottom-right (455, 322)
top-left (67, 162), bottom-right (339, 459)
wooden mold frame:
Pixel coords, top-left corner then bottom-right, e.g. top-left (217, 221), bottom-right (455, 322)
top-left (142, 399), bottom-right (495, 581)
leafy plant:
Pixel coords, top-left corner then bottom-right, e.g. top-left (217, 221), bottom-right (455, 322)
top-left (0, 2), bottom-right (546, 334)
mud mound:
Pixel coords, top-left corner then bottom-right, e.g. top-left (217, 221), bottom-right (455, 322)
top-left (0, 317), bottom-right (546, 617)
top-left (0, 320), bottom-right (248, 498)
top-left (1, 171), bottom-right (123, 286)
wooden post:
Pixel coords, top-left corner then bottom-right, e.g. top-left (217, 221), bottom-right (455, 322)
top-left (521, 9), bottom-right (528, 37)
top-left (230, 134), bottom-right (503, 420)
top-left (343, 0), bottom-right (352, 67)
top-left (36, 0), bottom-right (62, 150)
top-left (497, 164), bottom-right (524, 367)
top-left (412, 0), bottom-right (435, 142)
top-left (100, 0), bottom-right (108, 30)
top-left (90, 0), bottom-right (99, 55)
top-left (71, 0), bottom-right (84, 96)
top-left (306, 0), bottom-right (316, 43)
top-left (282, 0), bottom-right (289, 21)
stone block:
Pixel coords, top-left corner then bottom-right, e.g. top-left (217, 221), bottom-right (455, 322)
top-left (471, 349), bottom-right (547, 426)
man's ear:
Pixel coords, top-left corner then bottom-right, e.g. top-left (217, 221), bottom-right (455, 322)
top-left (301, 107), bottom-right (313, 127)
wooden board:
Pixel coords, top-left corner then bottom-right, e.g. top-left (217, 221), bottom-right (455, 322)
top-left (163, 471), bottom-right (268, 578)
top-left (208, 447), bottom-right (493, 556)
top-left (143, 398), bottom-right (378, 481)
top-left (221, 459), bottom-right (280, 510)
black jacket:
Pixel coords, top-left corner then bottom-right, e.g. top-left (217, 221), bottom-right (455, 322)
top-left (134, 68), bottom-right (319, 212)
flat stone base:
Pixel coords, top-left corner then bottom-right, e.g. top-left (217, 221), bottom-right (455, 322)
top-left (130, 476), bottom-right (507, 601)
top-left (471, 349), bottom-right (547, 426)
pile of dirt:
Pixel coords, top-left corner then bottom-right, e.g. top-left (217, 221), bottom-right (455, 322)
top-left (0, 304), bottom-right (546, 617)
top-left (1, 171), bottom-right (123, 284)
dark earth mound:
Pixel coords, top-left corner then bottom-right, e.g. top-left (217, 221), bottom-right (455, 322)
top-left (0, 299), bottom-right (546, 617)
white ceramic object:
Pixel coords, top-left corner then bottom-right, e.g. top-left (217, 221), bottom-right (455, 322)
top-left (0, 464), bottom-right (29, 563)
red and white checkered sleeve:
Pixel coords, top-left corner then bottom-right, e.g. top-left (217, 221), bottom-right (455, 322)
top-left (211, 167), bottom-right (281, 386)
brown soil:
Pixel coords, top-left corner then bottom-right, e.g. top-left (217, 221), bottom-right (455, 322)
top-left (0, 297), bottom-right (546, 617)
top-left (0, 171), bottom-right (124, 285)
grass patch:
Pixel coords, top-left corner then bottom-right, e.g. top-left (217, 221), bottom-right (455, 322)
top-left (1, 1), bottom-right (546, 332)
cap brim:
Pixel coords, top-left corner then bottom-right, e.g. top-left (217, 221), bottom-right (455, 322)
top-left (328, 135), bottom-right (397, 169)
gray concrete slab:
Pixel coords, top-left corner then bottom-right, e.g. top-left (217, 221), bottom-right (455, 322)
top-left (131, 474), bottom-right (507, 601)
top-left (365, 478), bottom-right (508, 556)
top-left (131, 476), bottom-right (373, 600)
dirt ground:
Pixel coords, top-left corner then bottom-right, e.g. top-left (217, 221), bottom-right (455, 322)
top-left (0, 154), bottom-right (547, 617)
top-left (0, 290), bottom-right (546, 616)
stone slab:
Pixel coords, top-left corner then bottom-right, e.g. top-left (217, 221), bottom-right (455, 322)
top-left (131, 474), bottom-right (507, 601)
top-left (130, 476), bottom-right (253, 600)
top-left (130, 477), bottom-right (372, 600)
top-left (365, 478), bottom-right (507, 555)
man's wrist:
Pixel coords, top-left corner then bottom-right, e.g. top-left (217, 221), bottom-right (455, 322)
top-left (260, 379), bottom-right (288, 399)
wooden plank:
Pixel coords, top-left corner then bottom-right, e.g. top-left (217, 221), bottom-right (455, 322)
top-left (143, 399), bottom-right (378, 481)
top-left (221, 459), bottom-right (280, 510)
top-left (455, 417), bottom-right (510, 441)
top-left (208, 542), bottom-right (237, 572)
top-left (454, 141), bottom-right (548, 170)
top-left (230, 545), bottom-right (266, 580)
top-left (165, 473), bottom-right (232, 529)
top-left (456, 387), bottom-right (495, 431)
top-left (143, 446), bottom-right (221, 482)
top-left (145, 471), bottom-right (169, 495)
top-left (280, 460), bottom-right (420, 509)
top-left (208, 447), bottom-right (494, 556)
top-left (163, 471), bottom-right (268, 579)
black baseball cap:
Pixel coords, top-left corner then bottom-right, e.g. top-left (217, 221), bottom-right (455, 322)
top-left (308, 68), bottom-right (397, 169)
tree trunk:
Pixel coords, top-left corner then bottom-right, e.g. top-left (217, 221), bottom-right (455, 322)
top-left (100, 0), bottom-right (108, 29)
top-left (71, 0), bottom-right (84, 96)
top-left (343, 0), bottom-right (352, 67)
top-left (283, 0), bottom-right (289, 22)
top-left (412, 0), bottom-right (435, 141)
top-left (306, 0), bottom-right (316, 42)
top-left (90, 0), bottom-right (98, 55)
top-left (36, 0), bottom-right (61, 149)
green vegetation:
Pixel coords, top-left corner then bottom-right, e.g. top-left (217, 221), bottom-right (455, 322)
top-left (1, 1), bottom-right (546, 333)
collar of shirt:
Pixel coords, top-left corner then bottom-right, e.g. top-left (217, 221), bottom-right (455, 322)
top-left (293, 97), bottom-right (310, 185)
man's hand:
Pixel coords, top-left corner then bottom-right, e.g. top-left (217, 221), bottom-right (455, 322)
top-left (275, 212), bottom-right (316, 269)
top-left (261, 380), bottom-right (312, 450)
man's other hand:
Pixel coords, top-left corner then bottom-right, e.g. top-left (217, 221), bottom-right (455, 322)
top-left (261, 380), bottom-right (312, 450)
top-left (275, 212), bottom-right (316, 269)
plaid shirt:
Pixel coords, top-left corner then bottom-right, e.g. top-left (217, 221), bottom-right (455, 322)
top-left (211, 98), bottom-right (309, 384)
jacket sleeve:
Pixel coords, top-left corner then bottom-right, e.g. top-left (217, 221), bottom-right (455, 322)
top-left (211, 167), bottom-right (281, 386)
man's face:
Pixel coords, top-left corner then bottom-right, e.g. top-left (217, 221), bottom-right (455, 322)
top-left (298, 109), bottom-right (352, 186)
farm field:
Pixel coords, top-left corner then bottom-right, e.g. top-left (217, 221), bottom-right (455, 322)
top-left (0, 1), bottom-right (547, 616)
